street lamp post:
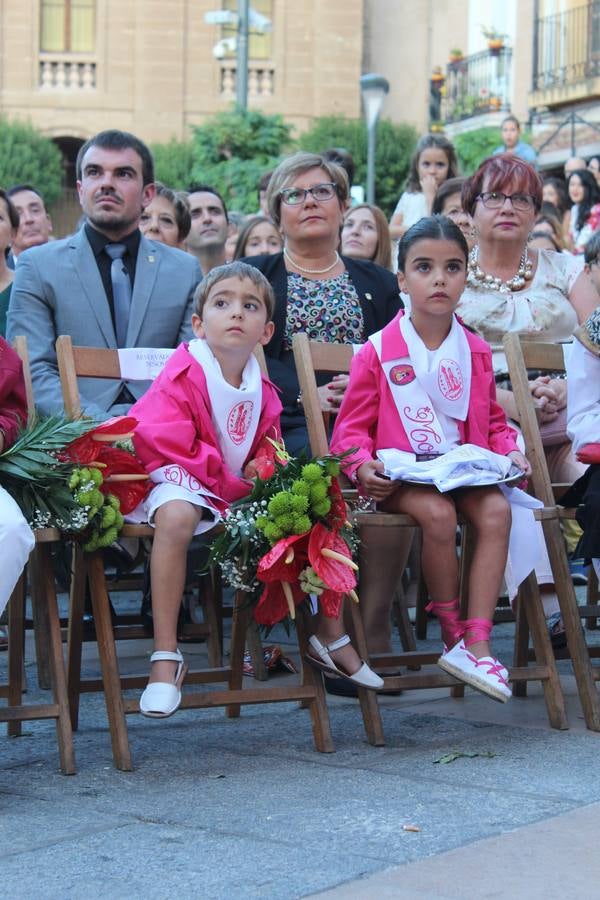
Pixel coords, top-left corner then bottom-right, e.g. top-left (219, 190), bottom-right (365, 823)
top-left (359, 73), bottom-right (390, 205)
top-left (236, 0), bottom-right (249, 109)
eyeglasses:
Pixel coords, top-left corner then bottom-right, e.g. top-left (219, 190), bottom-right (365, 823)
top-left (279, 183), bottom-right (337, 206)
top-left (477, 191), bottom-right (535, 212)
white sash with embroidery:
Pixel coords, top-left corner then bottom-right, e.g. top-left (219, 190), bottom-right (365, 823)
top-left (188, 338), bottom-right (261, 475)
top-left (370, 315), bottom-right (471, 454)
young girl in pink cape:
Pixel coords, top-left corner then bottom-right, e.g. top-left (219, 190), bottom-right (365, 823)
top-left (331, 216), bottom-right (531, 702)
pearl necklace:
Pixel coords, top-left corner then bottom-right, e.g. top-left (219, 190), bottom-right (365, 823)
top-left (283, 246), bottom-right (340, 274)
top-left (467, 246), bottom-right (533, 293)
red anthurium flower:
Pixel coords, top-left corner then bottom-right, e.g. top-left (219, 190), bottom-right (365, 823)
top-left (308, 523), bottom-right (357, 593)
top-left (257, 533), bottom-right (308, 583)
top-left (326, 477), bottom-right (348, 530)
top-left (93, 446), bottom-right (149, 513)
top-left (62, 416), bottom-right (138, 464)
top-left (254, 580), bottom-right (304, 625)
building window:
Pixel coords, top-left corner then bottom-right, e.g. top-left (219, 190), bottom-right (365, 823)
top-left (40, 0), bottom-right (96, 53)
top-left (222, 1), bottom-right (272, 59)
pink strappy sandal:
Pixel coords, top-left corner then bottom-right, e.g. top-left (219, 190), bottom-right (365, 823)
top-left (437, 617), bottom-right (511, 703)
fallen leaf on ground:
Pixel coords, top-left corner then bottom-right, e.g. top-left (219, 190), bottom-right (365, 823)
top-left (433, 750), bottom-right (496, 764)
top-left (402, 824), bottom-right (421, 832)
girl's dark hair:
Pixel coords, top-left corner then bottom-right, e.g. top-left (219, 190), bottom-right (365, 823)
top-left (567, 169), bottom-right (600, 232)
top-left (542, 176), bottom-right (569, 217)
top-left (397, 214), bottom-right (469, 272)
top-left (406, 134), bottom-right (459, 193)
top-left (568, 168), bottom-right (600, 234)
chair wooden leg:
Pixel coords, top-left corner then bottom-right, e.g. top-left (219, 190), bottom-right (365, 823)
top-left (7, 574), bottom-right (25, 737)
top-left (201, 570), bottom-right (223, 669)
top-left (544, 518), bottom-right (600, 731)
top-left (586, 565), bottom-right (599, 630)
top-left (392, 584), bottom-right (417, 653)
top-left (519, 572), bottom-right (568, 730)
top-left (348, 598), bottom-right (385, 747)
top-left (226, 591), bottom-right (250, 718)
top-left (28, 547), bottom-right (52, 690)
top-left (246, 618), bottom-right (268, 681)
top-left (67, 543), bottom-right (86, 731)
top-left (512, 585), bottom-right (530, 698)
top-left (37, 543), bottom-right (76, 774)
top-left (87, 551), bottom-right (133, 771)
top-left (296, 604), bottom-right (334, 753)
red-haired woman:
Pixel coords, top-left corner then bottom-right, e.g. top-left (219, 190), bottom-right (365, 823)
top-left (457, 154), bottom-right (597, 641)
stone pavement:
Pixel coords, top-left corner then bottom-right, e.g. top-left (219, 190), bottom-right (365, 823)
top-left (2, 612), bottom-right (600, 899)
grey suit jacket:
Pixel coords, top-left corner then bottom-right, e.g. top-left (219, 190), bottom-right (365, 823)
top-left (6, 227), bottom-right (201, 418)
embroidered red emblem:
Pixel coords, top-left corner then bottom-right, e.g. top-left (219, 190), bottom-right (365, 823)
top-left (227, 401), bottom-right (254, 445)
top-left (389, 364), bottom-right (415, 386)
top-left (438, 359), bottom-right (464, 400)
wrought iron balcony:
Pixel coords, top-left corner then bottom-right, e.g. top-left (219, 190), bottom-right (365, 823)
top-left (441, 47), bottom-right (512, 124)
top-left (533, 0), bottom-right (600, 93)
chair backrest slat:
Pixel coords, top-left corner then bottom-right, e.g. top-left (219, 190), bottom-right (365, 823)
top-left (503, 333), bottom-right (565, 506)
top-left (293, 334), bottom-right (354, 457)
top-left (12, 335), bottom-right (36, 427)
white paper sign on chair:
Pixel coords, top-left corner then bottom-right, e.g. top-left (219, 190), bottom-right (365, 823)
top-left (117, 348), bottom-right (175, 381)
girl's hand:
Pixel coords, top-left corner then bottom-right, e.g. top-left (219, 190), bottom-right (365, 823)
top-left (530, 376), bottom-right (560, 422)
top-left (507, 449), bottom-right (531, 477)
top-left (419, 173), bottom-right (438, 206)
top-left (326, 374), bottom-right (349, 410)
top-left (356, 460), bottom-right (398, 501)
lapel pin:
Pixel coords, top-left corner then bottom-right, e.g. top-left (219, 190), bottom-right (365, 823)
top-left (147, 255), bottom-right (155, 263)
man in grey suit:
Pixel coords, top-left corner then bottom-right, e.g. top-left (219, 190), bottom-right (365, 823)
top-left (7, 129), bottom-right (201, 418)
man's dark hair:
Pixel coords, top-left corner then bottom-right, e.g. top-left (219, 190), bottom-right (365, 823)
top-left (257, 169), bottom-right (273, 201)
top-left (322, 147), bottom-right (355, 188)
top-left (7, 184), bottom-right (46, 209)
top-left (186, 183), bottom-right (229, 223)
top-left (76, 130), bottom-right (154, 185)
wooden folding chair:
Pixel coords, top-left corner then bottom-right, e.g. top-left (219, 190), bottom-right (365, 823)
top-left (293, 333), bottom-right (569, 733)
top-left (56, 336), bottom-right (333, 770)
top-left (0, 336), bottom-right (76, 774)
top-left (504, 333), bottom-right (600, 730)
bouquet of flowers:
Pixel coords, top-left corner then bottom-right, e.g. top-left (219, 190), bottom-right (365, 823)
top-left (0, 415), bottom-right (149, 550)
top-left (208, 443), bottom-right (359, 626)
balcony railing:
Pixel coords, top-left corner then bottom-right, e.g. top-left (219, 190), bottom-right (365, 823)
top-left (39, 53), bottom-right (96, 90)
top-left (442, 47), bottom-right (512, 124)
top-left (533, 0), bottom-right (600, 91)
top-left (220, 61), bottom-right (275, 99)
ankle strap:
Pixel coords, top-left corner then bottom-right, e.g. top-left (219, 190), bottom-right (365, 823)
top-left (463, 618), bottom-right (493, 648)
top-left (326, 634), bottom-right (351, 652)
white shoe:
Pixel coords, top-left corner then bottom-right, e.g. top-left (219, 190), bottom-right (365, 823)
top-left (306, 635), bottom-right (384, 691)
top-left (437, 641), bottom-right (511, 703)
top-left (140, 649), bottom-right (187, 718)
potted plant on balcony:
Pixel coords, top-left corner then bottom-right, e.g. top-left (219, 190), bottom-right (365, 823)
top-left (481, 26), bottom-right (508, 55)
top-left (449, 48), bottom-right (464, 65)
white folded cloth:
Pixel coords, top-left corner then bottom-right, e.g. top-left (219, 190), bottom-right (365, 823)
top-left (377, 443), bottom-right (514, 492)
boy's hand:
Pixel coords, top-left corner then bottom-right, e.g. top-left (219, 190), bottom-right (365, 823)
top-left (507, 449), bottom-right (531, 477)
top-left (356, 460), bottom-right (398, 501)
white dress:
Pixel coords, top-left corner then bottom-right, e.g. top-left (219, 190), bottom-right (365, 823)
top-left (393, 191), bottom-right (428, 229)
top-left (456, 249), bottom-right (583, 374)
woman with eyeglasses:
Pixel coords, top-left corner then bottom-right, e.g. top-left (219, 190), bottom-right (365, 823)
top-left (242, 151), bottom-right (401, 455)
top-left (457, 155), bottom-right (597, 644)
